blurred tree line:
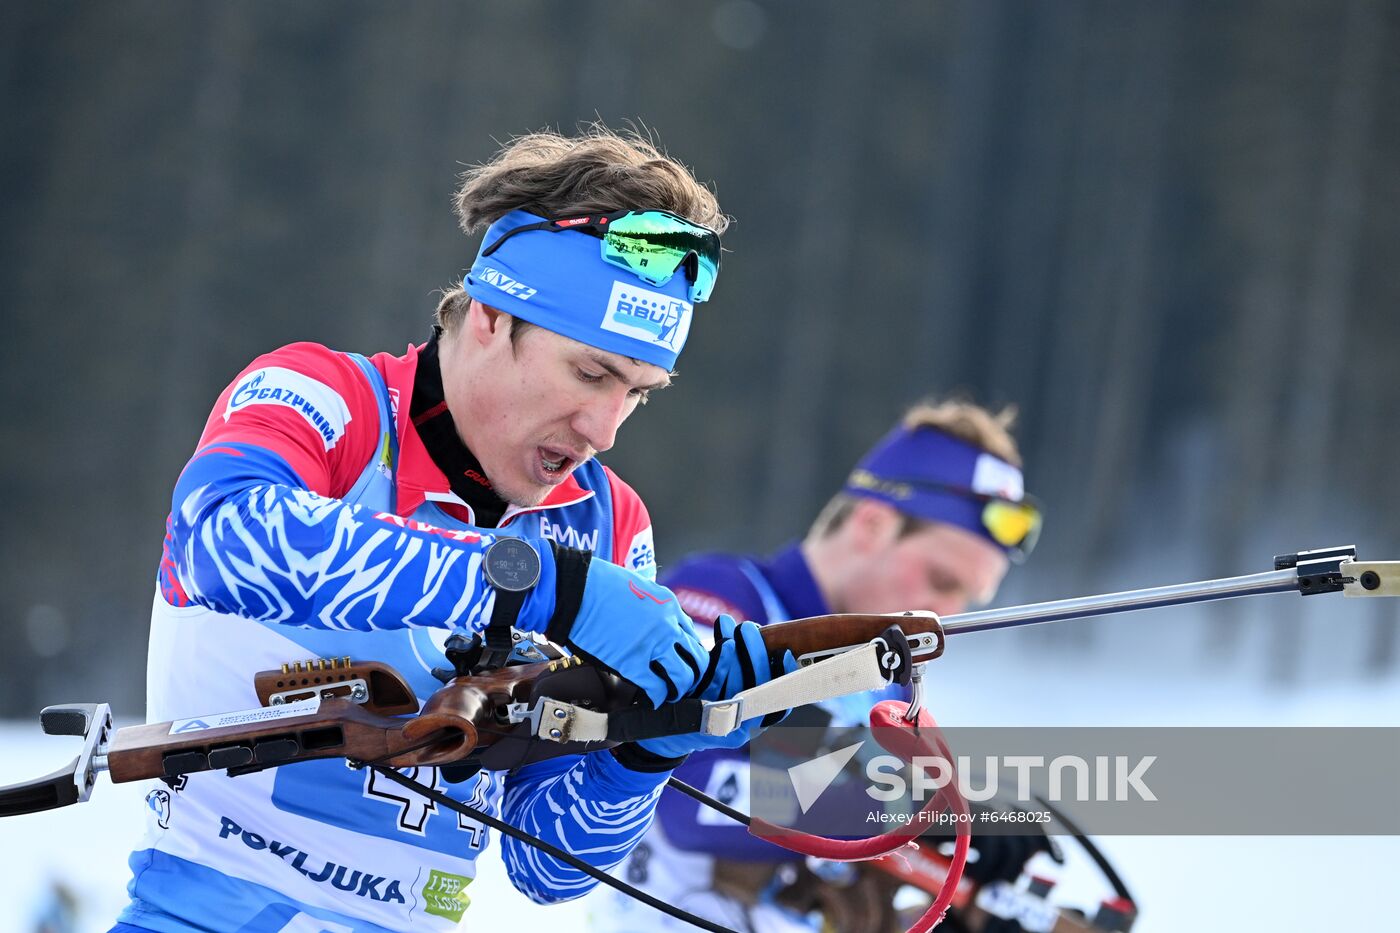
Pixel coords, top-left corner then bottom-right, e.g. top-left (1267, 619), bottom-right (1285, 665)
top-left (1, 0), bottom-right (1396, 715)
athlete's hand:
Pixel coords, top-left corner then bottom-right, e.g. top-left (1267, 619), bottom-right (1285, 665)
top-left (544, 546), bottom-right (708, 707)
top-left (636, 615), bottom-right (798, 759)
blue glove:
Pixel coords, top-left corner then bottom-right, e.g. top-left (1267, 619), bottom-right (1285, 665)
top-left (637, 615), bottom-right (799, 759)
top-left (543, 546), bottom-right (708, 708)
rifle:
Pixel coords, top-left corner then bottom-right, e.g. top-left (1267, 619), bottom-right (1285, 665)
top-left (2, 545), bottom-right (1394, 933)
top-left (0, 611), bottom-right (941, 814)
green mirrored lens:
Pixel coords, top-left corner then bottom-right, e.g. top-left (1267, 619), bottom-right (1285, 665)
top-left (601, 213), bottom-right (720, 302)
top-left (689, 256), bottom-right (717, 302)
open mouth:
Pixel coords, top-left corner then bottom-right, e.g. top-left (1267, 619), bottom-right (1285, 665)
top-left (539, 448), bottom-right (574, 476)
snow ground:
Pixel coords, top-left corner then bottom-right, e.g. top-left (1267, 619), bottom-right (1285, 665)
top-left (2, 657), bottom-right (1396, 933)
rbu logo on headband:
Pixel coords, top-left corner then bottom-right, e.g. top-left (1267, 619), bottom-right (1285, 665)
top-left (601, 281), bottom-right (692, 354)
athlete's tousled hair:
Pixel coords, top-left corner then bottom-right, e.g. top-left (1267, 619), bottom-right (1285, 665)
top-left (435, 125), bottom-right (727, 335)
top-left (808, 398), bottom-right (1023, 540)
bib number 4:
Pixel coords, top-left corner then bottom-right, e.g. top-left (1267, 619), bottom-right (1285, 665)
top-left (364, 766), bottom-right (486, 848)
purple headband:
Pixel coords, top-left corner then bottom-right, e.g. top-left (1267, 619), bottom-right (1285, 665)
top-left (843, 425), bottom-right (1026, 553)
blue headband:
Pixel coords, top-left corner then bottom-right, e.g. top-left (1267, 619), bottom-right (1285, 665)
top-left (844, 425), bottom-right (1027, 553)
top-left (464, 209), bottom-right (695, 369)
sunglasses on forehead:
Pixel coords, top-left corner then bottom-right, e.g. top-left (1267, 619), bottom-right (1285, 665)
top-left (480, 209), bottom-right (722, 303)
top-left (849, 471), bottom-right (1043, 562)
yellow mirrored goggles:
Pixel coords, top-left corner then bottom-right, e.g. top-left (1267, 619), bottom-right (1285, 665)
top-left (847, 470), bottom-right (1042, 561)
top-left (980, 498), bottom-right (1043, 559)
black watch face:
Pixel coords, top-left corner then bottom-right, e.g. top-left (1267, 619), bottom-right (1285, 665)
top-left (484, 537), bottom-right (541, 592)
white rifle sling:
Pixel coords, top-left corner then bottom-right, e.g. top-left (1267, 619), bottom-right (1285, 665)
top-left (700, 642), bottom-right (889, 736)
top-left (528, 698), bottom-right (611, 743)
top-left (526, 643), bottom-right (890, 743)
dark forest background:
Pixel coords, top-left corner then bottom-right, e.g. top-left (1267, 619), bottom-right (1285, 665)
top-left (2, 0), bottom-right (1397, 716)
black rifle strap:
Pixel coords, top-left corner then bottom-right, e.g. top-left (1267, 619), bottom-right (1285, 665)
top-left (478, 587), bottom-right (524, 671)
top-left (367, 765), bottom-right (743, 933)
top-left (667, 776), bottom-right (751, 827)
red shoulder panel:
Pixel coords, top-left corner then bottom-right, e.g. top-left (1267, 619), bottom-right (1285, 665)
top-left (192, 343), bottom-right (380, 497)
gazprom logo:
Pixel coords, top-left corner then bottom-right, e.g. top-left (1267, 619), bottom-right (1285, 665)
top-left (601, 280), bottom-right (692, 354)
top-left (236, 370), bottom-right (267, 398)
top-left (225, 367), bottom-right (352, 451)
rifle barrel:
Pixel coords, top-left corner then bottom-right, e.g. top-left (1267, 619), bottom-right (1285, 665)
top-left (939, 568), bottom-right (1300, 636)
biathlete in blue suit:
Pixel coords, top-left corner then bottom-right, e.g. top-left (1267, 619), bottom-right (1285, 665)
top-left (593, 400), bottom-right (1048, 933)
top-left (112, 127), bottom-right (792, 933)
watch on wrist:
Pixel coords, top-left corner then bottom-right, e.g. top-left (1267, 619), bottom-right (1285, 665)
top-left (482, 537), bottom-right (542, 593)
top-left (477, 537), bottom-right (542, 671)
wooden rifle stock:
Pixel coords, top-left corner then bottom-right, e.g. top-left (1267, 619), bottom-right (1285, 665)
top-left (101, 612), bottom-right (940, 783)
top-left (759, 611), bottom-right (945, 664)
top-left (105, 700), bottom-right (418, 783)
